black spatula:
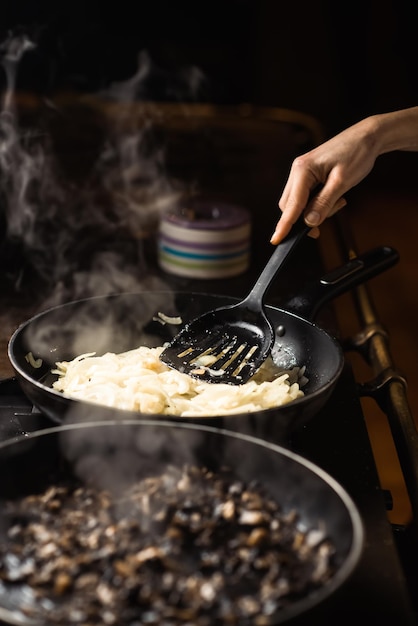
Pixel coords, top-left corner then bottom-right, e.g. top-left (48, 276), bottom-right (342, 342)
top-left (159, 217), bottom-right (310, 385)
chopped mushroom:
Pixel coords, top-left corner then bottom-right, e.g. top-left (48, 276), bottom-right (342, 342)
top-left (0, 465), bottom-right (337, 624)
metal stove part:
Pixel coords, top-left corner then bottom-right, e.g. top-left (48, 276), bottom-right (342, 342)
top-left (330, 212), bottom-right (418, 615)
top-left (333, 212), bottom-right (418, 530)
top-left (0, 378), bottom-right (48, 441)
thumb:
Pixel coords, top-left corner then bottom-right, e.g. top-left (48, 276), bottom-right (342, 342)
top-left (304, 196), bottom-right (347, 226)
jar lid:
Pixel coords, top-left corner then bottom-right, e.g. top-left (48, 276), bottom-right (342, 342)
top-left (163, 201), bottom-right (251, 231)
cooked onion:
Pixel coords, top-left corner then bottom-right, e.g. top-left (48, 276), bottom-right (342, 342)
top-left (52, 346), bottom-right (305, 417)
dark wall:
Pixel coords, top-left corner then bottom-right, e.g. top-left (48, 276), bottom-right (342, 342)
top-left (1, 0), bottom-right (417, 135)
top-left (0, 0), bottom-right (257, 101)
top-left (252, 0), bottom-right (418, 134)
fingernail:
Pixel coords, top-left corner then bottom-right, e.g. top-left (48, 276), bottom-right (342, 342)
top-left (305, 210), bottom-right (321, 226)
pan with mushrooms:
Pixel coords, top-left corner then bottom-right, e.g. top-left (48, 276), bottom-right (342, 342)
top-left (0, 419), bottom-right (364, 625)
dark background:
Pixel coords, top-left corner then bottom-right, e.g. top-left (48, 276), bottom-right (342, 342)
top-left (1, 0), bottom-right (417, 135)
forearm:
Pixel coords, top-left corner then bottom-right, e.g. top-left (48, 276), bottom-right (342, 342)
top-left (371, 106), bottom-right (418, 154)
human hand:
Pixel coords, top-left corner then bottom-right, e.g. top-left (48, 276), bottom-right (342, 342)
top-left (270, 118), bottom-right (379, 244)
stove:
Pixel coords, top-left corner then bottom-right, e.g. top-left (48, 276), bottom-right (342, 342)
top-left (0, 100), bottom-right (417, 624)
top-left (0, 245), bottom-right (417, 626)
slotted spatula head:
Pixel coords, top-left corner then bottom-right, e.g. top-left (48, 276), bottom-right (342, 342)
top-left (159, 302), bottom-right (275, 383)
top-left (160, 217), bottom-right (310, 384)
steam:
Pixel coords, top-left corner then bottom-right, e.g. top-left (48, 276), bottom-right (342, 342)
top-left (0, 32), bottom-right (36, 112)
top-left (100, 50), bottom-right (205, 102)
top-left (0, 35), bottom-right (199, 307)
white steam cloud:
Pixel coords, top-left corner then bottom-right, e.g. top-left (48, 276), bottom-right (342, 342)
top-left (0, 36), bottom-right (202, 307)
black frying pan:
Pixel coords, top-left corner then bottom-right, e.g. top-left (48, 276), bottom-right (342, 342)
top-left (0, 419), bottom-right (364, 625)
top-left (7, 246), bottom-right (398, 441)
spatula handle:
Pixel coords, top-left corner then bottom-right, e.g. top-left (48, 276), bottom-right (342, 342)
top-left (244, 217), bottom-right (310, 310)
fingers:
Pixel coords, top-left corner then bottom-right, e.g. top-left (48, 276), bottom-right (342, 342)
top-left (270, 164), bottom-right (317, 244)
top-left (270, 212), bottom-right (298, 244)
top-left (305, 197), bottom-right (346, 240)
top-left (270, 150), bottom-right (350, 245)
top-left (304, 192), bottom-right (347, 226)
top-left (328, 196), bottom-right (347, 216)
top-left (270, 195), bottom-right (347, 245)
top-left (307, 226), bottom-right (320, 240)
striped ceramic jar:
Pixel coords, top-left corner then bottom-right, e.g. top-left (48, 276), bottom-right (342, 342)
top-left (158, 201), bottom-right (251, 279)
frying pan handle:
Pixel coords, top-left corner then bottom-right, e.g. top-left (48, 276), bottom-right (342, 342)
top-left (283, 245), bottom-right (399, 321)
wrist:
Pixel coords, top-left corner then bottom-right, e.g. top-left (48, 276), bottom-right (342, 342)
top-left (372, 107), bottom-right (418, 154)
